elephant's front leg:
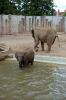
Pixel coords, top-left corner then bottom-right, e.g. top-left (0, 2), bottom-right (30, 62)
top-left (19, 61), bottom-right (22, 69)
top-left (34, 40), bottom-right (39, 52)
top-left (31, 58), bottom-right (34, 65)
top-left (41, 42), bottom-right (44, 51)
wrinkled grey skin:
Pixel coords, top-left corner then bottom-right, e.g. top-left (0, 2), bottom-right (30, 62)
top-left (15, 49), bottom-right (35, 69)
top-left (31, 28), bottom-right (58, 52)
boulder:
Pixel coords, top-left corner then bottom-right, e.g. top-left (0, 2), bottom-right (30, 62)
top-left (0, 43), bottom-right (10, 61)
top-left (0, 52), bottom-right (8, 61)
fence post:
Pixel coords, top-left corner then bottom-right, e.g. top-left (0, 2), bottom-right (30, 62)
top-left (32, 16), bottom-right (34, 28)
top-left (1, 15), bottom-right (4, 35)
top-left (35, 16), bottom-right (36, 28)
top-left (5, 19), bottom-right (8, 35)
top-left (24, 16), bottom-right (26, 31)
top-left (8, 14), bottom-right (12, 34)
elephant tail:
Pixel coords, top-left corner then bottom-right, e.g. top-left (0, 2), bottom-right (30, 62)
top-left (56, 35), bottom-right (60, 48)
top-left (31, 29), bottom-right (35, 39)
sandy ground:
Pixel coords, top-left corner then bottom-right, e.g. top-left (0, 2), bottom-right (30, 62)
top-left (0, 32), bottom-right (66, 57)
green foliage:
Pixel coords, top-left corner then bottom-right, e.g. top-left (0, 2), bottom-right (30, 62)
top-left (0, 0), bottom-right (17, 14)
top-left (22, 0), bottom-right (56, 16)
top-left (63, 12), bottom-right (66, 16)
top-left (0, 0), bottom-right (56, 15)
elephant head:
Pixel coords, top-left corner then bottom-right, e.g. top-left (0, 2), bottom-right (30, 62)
top-left (15, 52), bottom-right (25, 68)
top-left (15, 49), bottom-right (35, 69)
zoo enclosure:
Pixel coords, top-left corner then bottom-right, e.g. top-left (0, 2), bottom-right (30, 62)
top-left (0, 15), bottom-right (66, 35)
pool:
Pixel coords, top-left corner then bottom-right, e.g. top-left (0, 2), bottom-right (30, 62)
top-left (0, 59), bottom-right (66, 100)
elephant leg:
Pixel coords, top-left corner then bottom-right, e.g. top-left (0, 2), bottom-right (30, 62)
top-left (19, 61), bottom-right (22, 69)
top-left (41, 42), bottom-right (44, 51)
top-left (34, 41), bottom-right (39, 52)
top-left (31, 59), bottom-right (34, 65)
top-left (30, 55), bottom-right (34, 65)
top-left (25, 59), bottom-right (28, 66)
top-left (47, 44), bottom-right (51, 52)
top-left (34, 41), bottom-right (39, 48)
top-left (31, 61), bottom-right (33, 65)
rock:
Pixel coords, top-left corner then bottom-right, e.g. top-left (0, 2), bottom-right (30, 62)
top-left (0, 43), bottom-right (9, 52)
top-left (0, 43), bottom-right (10, 61)
top-left (0, 52), bottom-right (8, 61)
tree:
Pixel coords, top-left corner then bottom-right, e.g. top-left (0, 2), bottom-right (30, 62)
top-left (22, 0), bottom-right (56, 16)
top-left (0, 0), bottom-right (21, 14)
top-left (63, 12), bottom-right (66, 16)
top-left (0, 0), bottom-right (56, 15)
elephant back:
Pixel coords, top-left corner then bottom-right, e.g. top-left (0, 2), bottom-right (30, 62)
top-left (24, 49), bottom-right (34, 60)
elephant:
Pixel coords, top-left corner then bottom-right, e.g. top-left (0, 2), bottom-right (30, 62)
top-left (31, 27), bottom-right (59, 52)
top-left (15, 49), bottom-right (35, 69)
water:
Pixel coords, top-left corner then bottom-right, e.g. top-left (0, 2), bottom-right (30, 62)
top-left (0, 60), bottom-right (66, 100)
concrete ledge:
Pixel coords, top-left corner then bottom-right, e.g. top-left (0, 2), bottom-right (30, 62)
top-left (8, 54), bottom-right (66, 65)
top-left (34, 55), bottom-right (66, 65)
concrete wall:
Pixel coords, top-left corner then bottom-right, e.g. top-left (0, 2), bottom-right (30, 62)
top-left (0, 15), bottom-right (66, 35)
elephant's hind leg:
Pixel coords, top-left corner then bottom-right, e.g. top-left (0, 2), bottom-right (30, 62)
top-left (47, 44), bottom-right (51, 52)
top-left (41, 42), bottom-right (44, 51)
top-left (31, 61), bottom-right (33, 65)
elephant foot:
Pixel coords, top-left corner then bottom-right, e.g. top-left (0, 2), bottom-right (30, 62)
top-left (35, 48), bottom-right (38, 52)
top-left (37, 46), bottom-right (39, 48)
top-left (41, 48), bottom-right (44, 51)
top-left (19, 66), bottom-right (22, 69)
top-left (35, 49), bottom-right (38, 52)
top-left (45, 50), bottom-right (50, 53)
top-left (31, 61), bottom-right (33, 65)
top-left (42, 49), bottom-right (44, 51)
top-left (46, 47), bottom-right (51, 53)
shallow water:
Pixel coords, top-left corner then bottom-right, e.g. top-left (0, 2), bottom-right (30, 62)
top-left (0, 60), bottom-right (66, 100)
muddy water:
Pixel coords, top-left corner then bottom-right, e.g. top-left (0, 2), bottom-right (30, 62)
top-left (0, 60), bottom-right (66, 100)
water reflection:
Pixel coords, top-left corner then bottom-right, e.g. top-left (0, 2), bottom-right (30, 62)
top-left (0, 60), bottom-right (66, 100)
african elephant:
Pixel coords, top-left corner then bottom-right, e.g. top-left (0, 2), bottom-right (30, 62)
top-left (31, 27), bottom-right (59, 52)
top-left (15, 49), bottom-right (35, 69)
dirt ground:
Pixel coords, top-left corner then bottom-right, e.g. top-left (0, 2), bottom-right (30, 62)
top-left (0, 32), bottom-right (66, 57)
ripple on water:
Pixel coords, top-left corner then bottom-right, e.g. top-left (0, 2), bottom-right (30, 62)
top-left (0, 60), bottom-right (66, 100)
